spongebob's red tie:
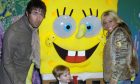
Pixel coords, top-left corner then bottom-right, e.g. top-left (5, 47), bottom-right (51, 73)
top-left (73, 75), bottom-right (78, 84)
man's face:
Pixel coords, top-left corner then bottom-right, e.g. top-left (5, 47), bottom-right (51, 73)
top-left (26, 8), bottom-right (45, 28)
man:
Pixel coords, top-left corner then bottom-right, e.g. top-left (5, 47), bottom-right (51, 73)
top-left (1, 0), bottom-right (46, 84)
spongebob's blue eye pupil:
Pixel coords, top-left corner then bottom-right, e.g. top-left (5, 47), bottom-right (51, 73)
top-left (87, 26), bottom-right (91, 29)
top-left (64, 24), bottom-right (72, 32)
top-left (66, 25), bottom-right (70, 29)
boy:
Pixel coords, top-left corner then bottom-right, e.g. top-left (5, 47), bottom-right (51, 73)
top-left (52, 65), bottom-right (72, 84)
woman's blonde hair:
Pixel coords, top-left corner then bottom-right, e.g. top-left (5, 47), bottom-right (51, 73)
top-left (101, 10), bottom-right (132, 36)
top-left (101, 10), bottom-right (123, 28)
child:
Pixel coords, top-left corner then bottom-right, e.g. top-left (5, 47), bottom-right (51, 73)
top-left (52, 65), bottom-right (72, 84)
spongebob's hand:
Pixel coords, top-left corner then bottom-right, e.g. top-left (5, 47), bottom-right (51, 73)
top-left (26, 63), bottom-right (34, 84)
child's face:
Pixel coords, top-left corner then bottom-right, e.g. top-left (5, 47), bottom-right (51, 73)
top-left (58, 70), bottom-right (71, 83)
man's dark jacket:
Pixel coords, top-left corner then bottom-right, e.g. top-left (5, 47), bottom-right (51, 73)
top-left (0, 15), bottom-right (32, 84)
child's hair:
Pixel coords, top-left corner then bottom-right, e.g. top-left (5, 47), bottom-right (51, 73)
top-left (52, 65), bottom-right (70, 80)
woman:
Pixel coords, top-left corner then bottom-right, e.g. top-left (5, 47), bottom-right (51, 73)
top-left (101, 10), bottom-right (139, 84)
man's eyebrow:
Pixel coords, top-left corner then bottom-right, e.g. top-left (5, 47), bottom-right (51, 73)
top-left (82, 8), bottom-right (98, 17)
top-left (56, 7), bottom-right (74, 17)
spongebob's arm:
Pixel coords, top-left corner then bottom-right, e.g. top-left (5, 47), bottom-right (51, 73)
top-left (26, 63), bottom-right (34, 84)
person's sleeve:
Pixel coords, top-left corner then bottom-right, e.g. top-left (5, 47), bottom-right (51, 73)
top-left (111, 28), bottom-right (130, 80)
top-left (3, 29), bottom-right (21, 84)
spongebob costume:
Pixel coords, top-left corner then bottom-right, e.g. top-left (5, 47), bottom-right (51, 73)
top-left (39, 0), bottom-right (118, 81)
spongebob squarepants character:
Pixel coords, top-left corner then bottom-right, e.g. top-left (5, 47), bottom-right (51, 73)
top-left (40, 0), bottom-right (118, 81)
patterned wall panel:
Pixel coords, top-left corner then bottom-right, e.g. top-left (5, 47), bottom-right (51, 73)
top-left (0, 0), bottom-right (29, 30)
top-left (118, 0), bottom-right (140, 83)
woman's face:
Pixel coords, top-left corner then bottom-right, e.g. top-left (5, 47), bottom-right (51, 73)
top-left (103, 16), bottom-right (117, 32)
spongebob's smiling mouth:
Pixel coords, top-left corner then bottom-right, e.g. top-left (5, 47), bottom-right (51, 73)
top-left (53, 43), bottom-right (99, 63)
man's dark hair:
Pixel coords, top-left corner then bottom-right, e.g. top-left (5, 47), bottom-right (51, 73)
top-left (26, 0), bottom-right (46, 17)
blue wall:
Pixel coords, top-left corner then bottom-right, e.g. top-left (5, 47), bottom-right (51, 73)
top-left (118, 0), bottom-right (140, 83)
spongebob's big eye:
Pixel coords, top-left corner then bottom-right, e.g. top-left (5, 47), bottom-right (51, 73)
top-left (80, 16), bottom-right (102, 37)
top-left (53, 15), bottom-right (76, 38)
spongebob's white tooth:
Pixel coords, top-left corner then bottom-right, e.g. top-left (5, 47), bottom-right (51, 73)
top-left (68, 51), bottom-right (76, 56)
top-left (78, 51), bottom-right (85, 56)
